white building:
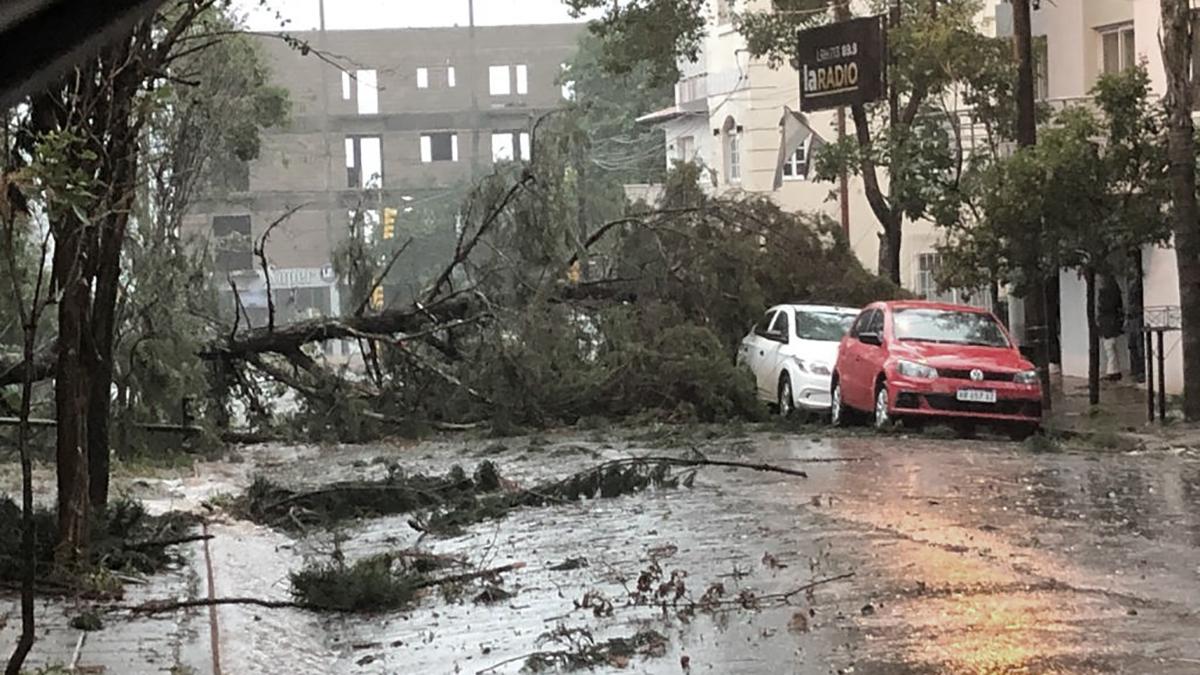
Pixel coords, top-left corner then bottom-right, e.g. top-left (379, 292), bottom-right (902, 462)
top-left (636, 0), bottom-right (998, 306)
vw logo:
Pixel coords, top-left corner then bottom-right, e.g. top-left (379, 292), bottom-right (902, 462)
top-left (969, 369), bottom-right (984, 382)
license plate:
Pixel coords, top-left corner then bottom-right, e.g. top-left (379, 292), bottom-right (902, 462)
top-left (956, 389), bottom-right (996, 403)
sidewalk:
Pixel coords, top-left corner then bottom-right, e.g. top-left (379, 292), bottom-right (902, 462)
top-left (1049, 375), bottom-right (1155, 433)
top-left (1048, 375), bottom-right (1200, 452)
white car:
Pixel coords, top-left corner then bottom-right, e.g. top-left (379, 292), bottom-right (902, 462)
top-left (738, 304), bottom-right (861, 416)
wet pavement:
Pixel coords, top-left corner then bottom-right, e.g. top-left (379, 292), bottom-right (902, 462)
top-left (3, 428), bottom-right (1200, 674)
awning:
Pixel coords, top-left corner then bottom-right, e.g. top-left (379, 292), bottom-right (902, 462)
top-left (636, 105), bottom-right (687, 125)
top-left (636, 98), bottom-right (706, 125)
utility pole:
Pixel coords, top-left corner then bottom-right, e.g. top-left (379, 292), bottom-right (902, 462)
top-left (467, 0), bottom-right (481, 174)
top-left (1011, 0), bottom-right (1051, 410)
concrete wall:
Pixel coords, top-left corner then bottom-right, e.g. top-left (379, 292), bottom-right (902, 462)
top-left (188, 23), bottom-right (583, 323)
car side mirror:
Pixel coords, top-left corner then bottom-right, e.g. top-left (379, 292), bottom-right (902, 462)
top-left (858, 331), bottom-right (882, 346)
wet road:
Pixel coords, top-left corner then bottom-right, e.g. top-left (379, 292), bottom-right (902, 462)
top-left (4, 429), bottom-right (1200, 674)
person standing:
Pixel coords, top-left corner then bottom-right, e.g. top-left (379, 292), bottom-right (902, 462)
top-left (1098, 274), bottom-right (1124, 381)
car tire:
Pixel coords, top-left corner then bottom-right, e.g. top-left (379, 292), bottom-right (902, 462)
top-left (778, 373), bottom-right (796, 419)
top-left (873, 382), bottom-right (891, 430)
top-left (831, 379), bottom-right (854, 427)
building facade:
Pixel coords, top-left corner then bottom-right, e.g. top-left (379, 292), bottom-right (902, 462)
top-left (188, 23), bottom-right (582, 335)
top-left (637, 0), bottom-right (1001, 307)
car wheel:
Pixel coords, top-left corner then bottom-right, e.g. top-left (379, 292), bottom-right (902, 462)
top-left (831, 380), bottom-right (852, 427)
top-left (873, 383), bottom-right (891, 430)
top-left (778, 374), bottom-right (795, 419)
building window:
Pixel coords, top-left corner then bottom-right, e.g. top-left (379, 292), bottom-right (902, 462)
top-left (420, 132), bottom-right (458, 163)
top-left (491, 131), bottom-right (530, 162)
top-left (345, 136), bottom-right (383, 188)
top-left (341, 71), bottom-right (352, 100)
top-left (675, 136), bottom-right (695, 163)
top-left (212, 214), bottom-right (252, 272)
top-left (716, 0), bottom-right (731, 25)
top-left (417, 67), bottom-right (429, 89)
top-left (676, 75), bottom-right (706, 104)
top-left (447, 66), bottom-right (457, 88)
top-left (489, 65), bottom-right (528, 96)
top-left (355, 69), bottom-right (379, 114)
top-left (1100, 25), bottom-right (1135, 75)
top-left (914, 253), bottom-right (993, 311)
top-left (722, 117), bottom-right (741, 184)
top-left (560, 63), bottom-right (575, 100)
top-left (515, 64), bottom-right (529, 95)
top-left (1034, 36), bottom-right (1049, 101)
top-left (782, 136), bottom-right (811, 181)
top-left (489, 65), bottom-right (511, 95)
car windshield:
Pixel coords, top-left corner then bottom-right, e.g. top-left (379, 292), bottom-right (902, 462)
top-left (795, 310), bottom-right (857, 342)
top-left (893, 308), bottom-right (1009, 348)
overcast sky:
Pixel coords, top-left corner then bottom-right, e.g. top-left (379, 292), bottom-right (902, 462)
top-left (236, 0), bottom-right (596, 31)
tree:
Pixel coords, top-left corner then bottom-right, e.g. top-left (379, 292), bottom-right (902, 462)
top-left (3, 0), bottom-right (287, 565)
top-left (1, 139), bottom-right (57, 675)
top-left (936, 68), bottom-right (1169, 404)
top-left (1160, 0), bottom-right (1200, 420)
top-left (97, 12), bottom-right (288, 501)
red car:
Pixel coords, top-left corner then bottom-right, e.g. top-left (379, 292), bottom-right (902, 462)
top-left (831, 300), bottom-right (1042, 438)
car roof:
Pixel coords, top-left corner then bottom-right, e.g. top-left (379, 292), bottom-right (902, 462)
top-left (880, 299), bottom-right (992, 313)
top-left (771, 303), bottom-right (861, 314)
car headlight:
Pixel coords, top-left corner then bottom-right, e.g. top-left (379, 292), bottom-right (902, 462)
top-left (896, 359), bottom-right (937, 379)
top-left (795, 360), bottom-right (832, 376)
top-left (1014, 369), bottom-right (1039, 385)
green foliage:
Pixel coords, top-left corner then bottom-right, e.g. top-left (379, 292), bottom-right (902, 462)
top-left (936, 66), bottom-right (1169, 293)
top-left (0, 496), bottom-right (198, 582)
top-left (232, 462), bottom-right (504, 530)
top-left (69, 610), bottom-right (105, 631)
top-left (290, 552), bottom-right (421, 612)
top-left (563, 0), bottom-right (709, 85)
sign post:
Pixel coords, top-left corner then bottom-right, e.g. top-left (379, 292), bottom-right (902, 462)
top-left (797, 16), bottom-right (887, 112)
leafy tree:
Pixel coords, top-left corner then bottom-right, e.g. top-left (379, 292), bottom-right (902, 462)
top-left (936, 67), bottom-right (1169, 402)
top-left (2, 0), bottom-right (288, 569)
top-left (107, 12), bottom-right (288, 479)
top-left (563, 0), bottom-right (1014, 285)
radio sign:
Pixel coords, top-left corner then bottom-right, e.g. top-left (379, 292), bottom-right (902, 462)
top-left (797, 16), bottom-right (886, 112)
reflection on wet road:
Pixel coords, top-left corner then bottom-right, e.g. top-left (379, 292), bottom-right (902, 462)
top-left (3, 431), bottom-right (1199, 673)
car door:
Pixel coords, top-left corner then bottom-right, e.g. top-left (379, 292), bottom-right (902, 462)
top-left (754, 311), bottom-right (790, 397)
top-left (856, 308), bottom-right (889, 404)
top-left (740, 310), bottom-right (777, 399)
top-left (761, 309), bottom-right (792, 394)
top-left (841, 308), bottom-right (879, 410)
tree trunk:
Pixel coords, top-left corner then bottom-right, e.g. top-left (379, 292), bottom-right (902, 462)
top-left (1012, 0), bottom-right (1053, 411)
top-left (53, 256), bottom-right (91, 566)
top-left (1161, 0), bottom-right (1200, 421)
top-left (876, 210), bottom-right (902, 285)
top-left (1085, 268), bottom-right (1100, 406)
top-left (4, 282), bottom-right (40, 675)
top-left (87, 206), bottom-right (132, 508)
top-left (88, 50), bottom-right (140, 508)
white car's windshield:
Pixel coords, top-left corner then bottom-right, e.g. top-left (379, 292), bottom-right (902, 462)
top-left (795, 310), bottom-right (857, 342)
top-left (893, 308), bottom-right (1009, 348)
